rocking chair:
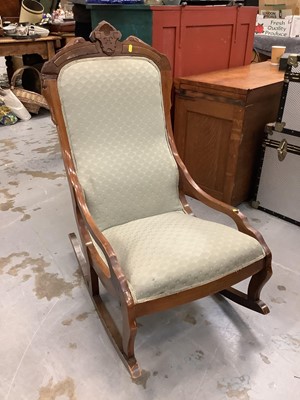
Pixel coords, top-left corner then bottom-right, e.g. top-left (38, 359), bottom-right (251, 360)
top-left (42, 21), bottom-right (272, 378)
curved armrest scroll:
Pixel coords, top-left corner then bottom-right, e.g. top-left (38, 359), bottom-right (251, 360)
top-left (168, 135), bottom-right (271, 257)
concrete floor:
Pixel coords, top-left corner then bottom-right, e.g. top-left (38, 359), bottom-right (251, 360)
top-left (0, 75), bottom-right (300, 399)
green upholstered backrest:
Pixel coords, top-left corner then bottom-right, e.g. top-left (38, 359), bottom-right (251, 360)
top-left (57, 56), bottom-right (183, 231)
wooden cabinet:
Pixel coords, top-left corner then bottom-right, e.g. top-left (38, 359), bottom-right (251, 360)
top-left (173, 62), bottom-right (284, 206)
top-left (151, 5), bottom-right (257, 77)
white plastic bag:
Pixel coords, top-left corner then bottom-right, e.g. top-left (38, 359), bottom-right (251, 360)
top-left (0, 88), bottom-right (31, 121)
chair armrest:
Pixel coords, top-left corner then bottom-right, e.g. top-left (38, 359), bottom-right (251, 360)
top-left (167, 134), bottom-right (271, 257)
top-left (43, 81), bottom-right (134, 305)
top-left (64, 150), bottom-right (134, 304)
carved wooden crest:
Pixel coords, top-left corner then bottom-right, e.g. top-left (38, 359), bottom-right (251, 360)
top-left (90, 21), bottom-right (122, 56)
top-left (42, 21), bottom-right (170, 79)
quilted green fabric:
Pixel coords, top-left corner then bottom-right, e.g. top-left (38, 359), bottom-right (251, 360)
top-left (57, 57), bottom-right (183, 231)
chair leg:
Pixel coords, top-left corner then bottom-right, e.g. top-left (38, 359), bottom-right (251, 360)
top-left (70, 233), bottom-right (141, 377)
top-left (93, 294), bottom-right (141, 378)
top-left (220, 261), bottom-right (272, 315)
top-left (121, 303), bottom-right (138, 367)
top-left (247, 261), bottom-right (273, 304)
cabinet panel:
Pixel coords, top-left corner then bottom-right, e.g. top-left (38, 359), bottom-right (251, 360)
top-left (180, 25), bottom-right (233, 76)
top-left (152, 10), bottom-right (180, 77)
top-left (230, 6), bottom-right (257, 67)
top-left (184, 111), bottom-right (232, 195)
top-left (174, 96), bottom-right (240, 201)
top-left (231, 23), bottom-right (249, 67)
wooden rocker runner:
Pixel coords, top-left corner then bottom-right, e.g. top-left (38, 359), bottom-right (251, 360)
top-left (42, 21), bottom-right (272, 379)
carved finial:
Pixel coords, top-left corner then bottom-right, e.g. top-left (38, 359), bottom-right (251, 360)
top-left (90, 21), bottom-right (122, 55)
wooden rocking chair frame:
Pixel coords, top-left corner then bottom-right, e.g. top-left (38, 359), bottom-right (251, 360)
top-left (42, 21), bottom-right (272, 379)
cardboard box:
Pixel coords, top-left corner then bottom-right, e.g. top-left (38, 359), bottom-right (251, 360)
top-left (260, 8), bottom-right (293, 17)
top-left (259, 0), bottom-right (300, 14)
top-left (264, 2), bottom-right (286, 5)
top-left (260, 9), bottom-right (281, 17)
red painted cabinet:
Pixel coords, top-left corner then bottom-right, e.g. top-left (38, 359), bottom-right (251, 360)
top-left (151, 6), bottom-right (258, 77)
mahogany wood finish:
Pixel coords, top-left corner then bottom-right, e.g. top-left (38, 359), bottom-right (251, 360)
top-left (174, 63), bottom-right (284, 205)
top-left (0, 0), bottom-right (21, 18)
top-left (42, 21), bottom-right (273, 378)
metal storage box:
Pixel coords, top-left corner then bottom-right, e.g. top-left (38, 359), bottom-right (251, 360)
top-left (253, 55), bottom-right (300, 225)
top-left (253, 125), bottom-right (300, 225)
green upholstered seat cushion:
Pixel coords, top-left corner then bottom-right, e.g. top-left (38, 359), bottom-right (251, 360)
top-left (98, 211), bottom-right (265, 303)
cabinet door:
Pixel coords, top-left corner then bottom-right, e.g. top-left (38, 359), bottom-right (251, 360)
top-left (152, 6), bottom-right (257, 78)
top-left (174, 94), bottom-right (244, 204)
top-left (179, 6), bottom-right (257, 76)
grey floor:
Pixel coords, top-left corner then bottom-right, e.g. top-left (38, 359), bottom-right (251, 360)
top-left (1, 70), bottom-right (300, 400)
